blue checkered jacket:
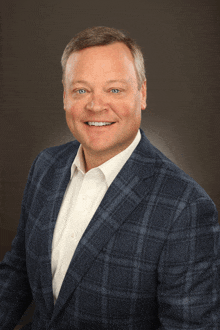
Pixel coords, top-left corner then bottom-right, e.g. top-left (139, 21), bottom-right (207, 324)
top-left (0, 129), bottom-right (220, 329)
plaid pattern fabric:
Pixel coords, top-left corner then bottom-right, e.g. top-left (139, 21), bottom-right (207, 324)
top-left (0, 129), bottom-right (220, 329)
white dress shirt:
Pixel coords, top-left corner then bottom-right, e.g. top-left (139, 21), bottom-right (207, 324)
top-left (51, 130), bottom-right (141, 302)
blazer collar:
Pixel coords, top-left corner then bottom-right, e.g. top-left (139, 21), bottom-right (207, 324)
top-left (51, 129), bottom-right (157, 321)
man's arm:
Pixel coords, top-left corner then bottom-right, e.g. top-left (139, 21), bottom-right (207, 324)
top-left (0, 156), bottom-right (39, 329)
top-left (157, 197), bottom-right (220, 329)
top-left (0, 224), bottom-right (33, 329)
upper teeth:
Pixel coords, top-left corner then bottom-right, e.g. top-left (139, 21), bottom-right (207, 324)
top-left (87, 122), bottom-right (113, 126)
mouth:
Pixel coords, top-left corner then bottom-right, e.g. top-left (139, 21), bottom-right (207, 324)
top-left (85, 122), bottom-right (115, 127)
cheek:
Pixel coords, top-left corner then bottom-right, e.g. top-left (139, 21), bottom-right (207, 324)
top-left (65, 110), bottom-right (78, 131)
top-left (115, 100), bottom-right (139, 120)
top-left (65, 102), bottom-right (80, 120)
top-left (65, 111), bottom-right (73, 128)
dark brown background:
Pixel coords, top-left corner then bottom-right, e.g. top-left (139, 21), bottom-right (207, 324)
top-left (0, 0), bottom-right (220, 327)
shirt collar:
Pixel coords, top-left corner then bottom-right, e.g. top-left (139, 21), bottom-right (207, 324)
top-left (70, 129), bottom-right (141, 187)
top-left (71, 145), bottom-right (86, 177)
top-left (99, 129), bottom-right (141, 187)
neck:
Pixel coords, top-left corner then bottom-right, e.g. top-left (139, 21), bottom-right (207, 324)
top-left (82, 146), bottom-right (127, 173)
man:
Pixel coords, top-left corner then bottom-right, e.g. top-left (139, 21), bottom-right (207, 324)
top-left (0, 26), bottom-right (220, 329)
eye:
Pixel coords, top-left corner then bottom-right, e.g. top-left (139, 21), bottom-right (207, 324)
top-left (77, 89), bottom-right (87, 94)
top-left (110, 89), bottom-right (120, 93)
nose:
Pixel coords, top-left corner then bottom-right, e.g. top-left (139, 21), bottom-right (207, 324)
top-left (86, 92), bottom-right (106, 112)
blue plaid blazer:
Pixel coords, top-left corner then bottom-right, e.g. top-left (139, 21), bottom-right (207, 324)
top-left (1, 129), bottom-right (220, 329)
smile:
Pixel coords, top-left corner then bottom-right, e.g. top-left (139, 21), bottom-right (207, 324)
top-left (86, 122), bottom-right (115, 126)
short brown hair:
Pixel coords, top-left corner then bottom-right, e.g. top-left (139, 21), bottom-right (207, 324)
top-left (61, 26), bottom-right (146, 90)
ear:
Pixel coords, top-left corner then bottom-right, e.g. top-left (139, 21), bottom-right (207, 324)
top-left (63, 81), bottom-right (66, 111)
top-left (141, 80), bottom-right (147, 110)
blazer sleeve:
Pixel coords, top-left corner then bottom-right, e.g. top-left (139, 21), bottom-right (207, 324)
top-left (157, 197), bottom-right (220, 329)
top-left (0, 155), bottom-right (40, 329)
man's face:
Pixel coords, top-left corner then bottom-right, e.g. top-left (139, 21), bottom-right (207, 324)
top-left (63, 42), bottom-right (147, 163)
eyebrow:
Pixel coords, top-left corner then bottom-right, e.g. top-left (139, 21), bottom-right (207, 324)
top-left (71, 80), bottom-right (89, 86)
top-left (105, 79), bottom-right (128, 84)
top-left (71, 79), bottom-right (128, 86)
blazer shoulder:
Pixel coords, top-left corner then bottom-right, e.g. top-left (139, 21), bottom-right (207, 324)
top-left (24, 140), bottom-right (80, 190)
top-left (34, 140), bottom-right (80, 169)
top-left (140, 134), bottom-right (215, 205)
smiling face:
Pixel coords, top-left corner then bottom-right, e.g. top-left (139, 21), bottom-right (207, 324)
top-left (63, 42), bottom-right (147, 170)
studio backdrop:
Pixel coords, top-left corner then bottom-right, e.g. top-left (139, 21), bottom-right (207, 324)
top-left (0, 0), bottom-right (219, 284)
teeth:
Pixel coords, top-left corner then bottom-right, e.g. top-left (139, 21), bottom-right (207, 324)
top-left (87, 122), bottom-right (113, 126)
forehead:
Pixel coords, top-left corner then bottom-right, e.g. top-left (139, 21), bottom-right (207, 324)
top-left (65, 42), bottom-right (136, 80)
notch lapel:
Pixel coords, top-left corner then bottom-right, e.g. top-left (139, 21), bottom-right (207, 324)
top-left (38, 142), bottom-right (79, 315)
top-left (52, 131), bottom-right (157, 321)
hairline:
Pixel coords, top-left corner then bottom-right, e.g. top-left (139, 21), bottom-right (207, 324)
top-left (61, 27), bottom-right (146, 91)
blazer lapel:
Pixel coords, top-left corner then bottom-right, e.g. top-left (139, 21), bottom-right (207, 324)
top-left (52, 131), bottom-right (157, 320)
top-left (39, 142), bottom-right (79, 315)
